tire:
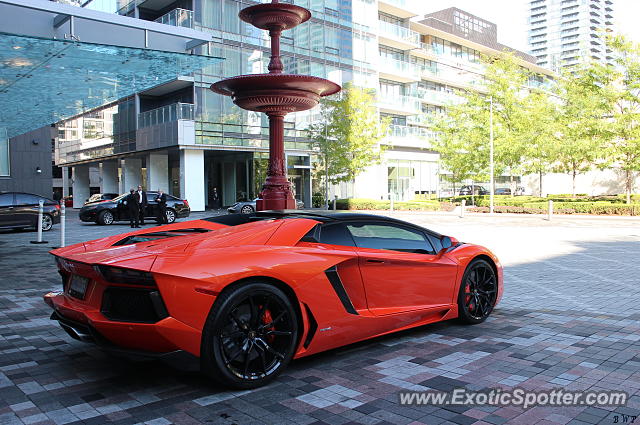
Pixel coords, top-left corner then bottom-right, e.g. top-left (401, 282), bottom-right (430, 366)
top-left (41, 214), bottom-right (53, 232)
top-left (201, 282), bottom-right (299, 389)
top-left (240, 205), bottom-right (254, 214)
top-left (457, 258), bottom-right (498, 324)
top-left (97, 210), bottom-right (114, 225)
top-left (166, 209), bottom-right (176, 224)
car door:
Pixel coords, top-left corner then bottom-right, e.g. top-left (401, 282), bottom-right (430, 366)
top-left (13, 193), bottom-right (40, 226)
top-left (145, 192), bottom-right (158, 219)
top-left (296, 223), bottom-right (367, 313)
top-left (0, 193), bottom-right (17, 227)
top-left (345, 221), bottom-right (458, 316)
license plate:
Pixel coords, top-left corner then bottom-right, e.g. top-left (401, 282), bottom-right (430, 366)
top-left (68, 275), bottom-right (89, 299)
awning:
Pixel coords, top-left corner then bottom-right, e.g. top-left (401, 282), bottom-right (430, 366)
top-left (0, 0), bottom-right (222, 139)
top-left (0, 33), bottom-right (222, 138)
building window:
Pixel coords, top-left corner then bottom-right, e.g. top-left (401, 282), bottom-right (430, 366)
top-left (0, 131), bottom-right (8, 176)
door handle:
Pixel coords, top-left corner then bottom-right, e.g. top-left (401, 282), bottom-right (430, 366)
top-left (366, 259), bottom-right (385, 264)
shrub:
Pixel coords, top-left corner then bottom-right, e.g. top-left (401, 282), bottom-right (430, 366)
top-left (336, 198), bottom-right (442, 211)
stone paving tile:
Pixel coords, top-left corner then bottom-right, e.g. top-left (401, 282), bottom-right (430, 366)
top-left (0, 212), bottom-right (639, 424)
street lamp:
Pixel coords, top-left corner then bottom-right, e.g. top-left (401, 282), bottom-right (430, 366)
top-left (489, 96), bottom-right (494, 214)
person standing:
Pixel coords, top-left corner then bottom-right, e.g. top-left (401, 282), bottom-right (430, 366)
top-left (155, 189), bottom-right (168, 224)
top-left (53, 190), bottom-right (62, 205)
top-left (136, 185), bottom-right (147, 225)
top-left (125, 189), bottom-right (140, 228)
top-left (211, 187), bottom-right (220, 210)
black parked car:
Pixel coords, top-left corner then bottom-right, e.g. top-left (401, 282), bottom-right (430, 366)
top-left (84, 193), bottom-right (119, 205)
top-left (79, 191), bottom-right (190, 225)
top-left (459, 185), bottom-right (489, 196)
top-left (0, 192), bottom-right (60, 231)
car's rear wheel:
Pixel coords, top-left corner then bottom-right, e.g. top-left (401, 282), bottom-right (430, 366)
top-left (457, 259), bottom-right (497, 324)
top-left (41, 214), bottom-right (53, 231)
top-left (201, 282), bottom-right (298, 389)
top-left (240, 205), bottom-right (254, 214)
top-left (166, 208), bottom-right (176, 223)
top-left (97, 210), bottom-right (114, 225)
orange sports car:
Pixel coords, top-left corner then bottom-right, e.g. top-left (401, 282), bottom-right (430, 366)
top-left (44, 211), bottom-right (503, 389)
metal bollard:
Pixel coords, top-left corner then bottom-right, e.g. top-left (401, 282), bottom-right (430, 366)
top-left (60, 203), bottom-right (66, 247)
top-left (30, 199), bottom-right (48, 244)
top-left (333, 195), bottom-right (338, 211)
top-left (547, 199), bottom-right (553, 221)
top-left (460, 199), bottom-right (466, 218)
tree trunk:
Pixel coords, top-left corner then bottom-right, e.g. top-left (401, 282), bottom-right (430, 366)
top-left (509, 174), bottom-right (514, 197)
top-left (539, 170), bottom-right (543, 197)
top-left (572, 170), bottom-right (577, 198)
top-left (626, 169), bottom-right (632, 205)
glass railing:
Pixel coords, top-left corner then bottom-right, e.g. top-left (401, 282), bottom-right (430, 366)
top-left (387, 124), bottom-right (436, 139)
top-left (419, 43), bottom-right (485, 72)
top-left (378, 20), bottom-right (420, 45)
top-left (138, 103), bottom-right (194, 128)
top-left (407, 113), bottom-right (443, 127)
top-left (414, 89), bottom-right (466, 106)
top-left (378, 57), bottom-right (421, 79)
top-left (378, 95), bottom-right (421, 113)
top-left (154, 8), bottom-right (194, 28)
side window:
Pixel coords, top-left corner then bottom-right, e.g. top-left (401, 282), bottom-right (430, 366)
top-left (318, 223), bottom-right (356, 247)
top-left (345, 222), bottom-right (435, 254)
top-left (0, 194), bottom-right (13, 207)
top-left (14, 194), bottom-right (39, 206)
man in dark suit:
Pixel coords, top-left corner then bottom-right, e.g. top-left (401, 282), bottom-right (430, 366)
top-left (155, 189), bottom-right (168, 224)
top-left (125, 189), bottom-right (140, 228)
top-left (136, 185), bottom-right (148, 225)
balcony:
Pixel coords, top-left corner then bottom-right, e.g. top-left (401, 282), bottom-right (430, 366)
top-left (416, 43), bottom-right (485, 73)
top-left (154, 8), bottom-right (193, 28)
top-left (378, 57), bottom-right (421, 82)
top-left (378, 20), bottom-right (419, 49)
top-left (138, 103), bottom-right (194, 128)
top-left (416, 89), bottom-right (465, 106)
top-left (378, 0), bottom-right (420, 19)
top-left (385, 124), bottom-right (436, 149)
top-left (378, 95), bottom-right (421, 115)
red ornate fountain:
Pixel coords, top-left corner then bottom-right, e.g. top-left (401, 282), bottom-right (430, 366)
top-left (211, 0), bottom-right (341, 210)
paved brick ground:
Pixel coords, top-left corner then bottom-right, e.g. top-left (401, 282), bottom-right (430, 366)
top-left (1, 211), bottom-right (639, 425)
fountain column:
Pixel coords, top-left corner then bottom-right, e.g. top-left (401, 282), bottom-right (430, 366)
top-left (210, 0), bottom-right (340, 211)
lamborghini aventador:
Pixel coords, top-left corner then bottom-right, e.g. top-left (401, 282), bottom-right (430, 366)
top-left (44, 211), bottom-right (503, 389)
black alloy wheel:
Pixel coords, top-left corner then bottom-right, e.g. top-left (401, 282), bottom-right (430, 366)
top-left (166, 209), bottom-right (176, 223)
top-left (201, 282), bottom-right (298, 389)
top-left (41, 214), bottom-right (53, 231)
top-left (97, 210), bottom-right (114, 225)
top-left (457, 259), bottom-right (497, 324)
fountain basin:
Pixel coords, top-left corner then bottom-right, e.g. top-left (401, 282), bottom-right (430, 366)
top-left (211, 74), bottom-right (341, 113)
top-left (239, 3), bottom-right (311, 31)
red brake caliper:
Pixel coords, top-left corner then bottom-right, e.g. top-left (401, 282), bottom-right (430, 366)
top-left (262, 309), bottom-right (275, 343)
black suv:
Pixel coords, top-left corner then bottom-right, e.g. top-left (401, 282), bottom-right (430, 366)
top-left (79, 191), bottom-right (190, 225)
top-left (0, 192), bottom-right (60, 231)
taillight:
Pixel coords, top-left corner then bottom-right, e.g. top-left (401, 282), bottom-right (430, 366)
top-left (94, 265), bottom-right (156, 287)
top-left (55, 204), bottom-right (60, 210)
top-left (183, 199), bottom-right (189, 208)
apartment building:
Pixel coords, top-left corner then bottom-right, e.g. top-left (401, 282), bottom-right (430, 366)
top-left (346, 4), bottom-right (551, 201)
top-left (51, 0), bottom-right (550, 208)
top-left (528, 0), bottom-right (614, 70)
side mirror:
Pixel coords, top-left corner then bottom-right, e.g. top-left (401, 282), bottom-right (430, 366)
top-left (439, 235), bottom-right (459, 254)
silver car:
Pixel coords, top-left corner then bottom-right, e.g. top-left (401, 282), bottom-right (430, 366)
top-left (227, 198), bottom-right (305, 214)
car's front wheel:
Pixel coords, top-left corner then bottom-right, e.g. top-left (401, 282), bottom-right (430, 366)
top-left (201, 282), bottom-right (298, 389)
top-left (240, 205), bottom-right (254, 214)
top-left (97, 210), bottom-right (114, 225)
top-left (457, 259), bottom-right (497, 324)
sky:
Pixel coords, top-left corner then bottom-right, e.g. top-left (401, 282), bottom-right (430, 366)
top-left (415, 0), bottom-right (640, 53)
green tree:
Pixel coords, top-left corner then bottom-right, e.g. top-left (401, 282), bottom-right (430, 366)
top-left (309, 83), bottom-right (389, 186)
top-left (602, 35), bottom-right (640, 204)
top-left (552, 63), bottom-right (611, 197)
top-left (433, 52), bottom-right (535, 192)
top-left (517, 90), bottom-right (559, 196)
